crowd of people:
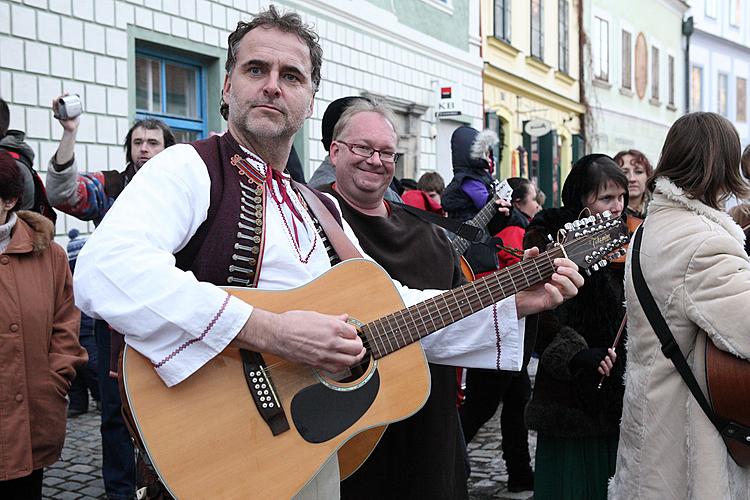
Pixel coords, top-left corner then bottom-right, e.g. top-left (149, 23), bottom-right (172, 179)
top-left (1, 4), bottom-right (749, 500)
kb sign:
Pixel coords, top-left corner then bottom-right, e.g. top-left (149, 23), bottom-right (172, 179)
top-left (435, 84), bottom-right (463, 118)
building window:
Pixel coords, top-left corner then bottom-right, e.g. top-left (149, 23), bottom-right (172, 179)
top-left (531, 0), bottom-right (544, 60)
top-left (621, 30), bottom-right (632, 90)
top-left (593, 16), bottom-right (609, 82)
top-left (558, 0), bottom-right (569, 73)
top-left (737, 77), bottom-right (747, 122)
top-left (705, 0), bottom-right (718, 18)
top-left (651, 46), bottom-right (660, 101)
top-left (730, 0), bottom-right (741, 27)
top-left (691, 66), bottom-right (703, 111)
top-left (494, 0), bottom-right (511, 43)
top-left (718, 73), bottom-right (728, 116)
top-left (135, 49), bottom-right (207, 142)
top-left (668, 55), bottom-right (675, 106)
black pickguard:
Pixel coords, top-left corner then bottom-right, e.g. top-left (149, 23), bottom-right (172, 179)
top-left (290, 370), bottom-right (380, 443)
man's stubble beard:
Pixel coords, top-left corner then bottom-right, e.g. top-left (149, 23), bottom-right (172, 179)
top-left (227, 93), bottom-right (308, 145)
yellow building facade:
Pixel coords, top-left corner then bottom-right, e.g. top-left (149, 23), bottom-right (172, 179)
top-left (481, 0), bottom-right (585, 206)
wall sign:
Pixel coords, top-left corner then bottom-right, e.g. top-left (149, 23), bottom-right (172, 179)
top-left (634, 32), bottom-right (648, 100)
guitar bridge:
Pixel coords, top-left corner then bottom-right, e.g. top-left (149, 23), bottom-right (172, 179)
top-left (240, 349), bottom-right (290, 436)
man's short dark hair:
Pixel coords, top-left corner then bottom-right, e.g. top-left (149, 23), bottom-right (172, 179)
top-left (0, 98), bottom-right (10, 138)
top-left (220, 4), bottom-right (322, 120)
top-left (123, 119), bottom-right (176, 166)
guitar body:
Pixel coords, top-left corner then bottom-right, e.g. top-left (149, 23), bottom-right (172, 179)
top-left (705, 338), bottom-right (750, 467)
top-left (459, 255), bottom-right (475, 282)
top-left (122, 260), bottom-right (430, 498)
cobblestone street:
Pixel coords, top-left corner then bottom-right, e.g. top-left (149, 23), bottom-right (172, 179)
top-left (44, 363), bottom-right (538, 499)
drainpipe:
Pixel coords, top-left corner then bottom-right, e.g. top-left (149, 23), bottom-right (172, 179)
top-left (577, 0), bottom-right (587, 149)
top-left (682, 16), bottom-right (694, 113)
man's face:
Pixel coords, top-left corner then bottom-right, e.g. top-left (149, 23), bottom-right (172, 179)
top-left (130, 127), bottom-right (166, 169)
top-left (330, 111), bottom-right (398, 206)
top-left (223, 27), bottom-right (315, 146)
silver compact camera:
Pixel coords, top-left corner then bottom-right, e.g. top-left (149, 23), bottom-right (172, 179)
top-left (55, 94), bottom-right (83, 120)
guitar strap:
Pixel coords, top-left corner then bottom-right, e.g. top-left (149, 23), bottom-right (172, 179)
top-left (293, 181), bottom-right (363, 261)
top-left (630, 225), bottom-right (750, 448)
top-left (392, 201), bottom-right (485, 243)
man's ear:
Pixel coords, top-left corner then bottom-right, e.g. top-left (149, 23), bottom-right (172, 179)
top-left (222, 74), bottom-right (231, 101)
top-left (306, 94), bottom-right (315, 119)
top-left (329, 141), bottom-right (340, 167)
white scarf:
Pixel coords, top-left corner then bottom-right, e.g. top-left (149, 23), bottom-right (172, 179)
top-left (0, 212), bottom-right (17, 254)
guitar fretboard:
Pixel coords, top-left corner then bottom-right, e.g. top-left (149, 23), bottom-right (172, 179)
top-left (361, 246), bottom-right (564, 358)
top-left (452, 193), bottom-right (502, 255)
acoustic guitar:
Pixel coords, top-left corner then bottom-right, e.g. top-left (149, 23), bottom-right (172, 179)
top-left (121, 213), bottom-right (628, 499)
top-left (706, 339), bottom-right (750, 467)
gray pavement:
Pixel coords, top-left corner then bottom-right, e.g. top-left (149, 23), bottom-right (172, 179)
top-left (44, 368), bottom-right (538, 499)
top-left (43, 400), bottom-right (106, 500)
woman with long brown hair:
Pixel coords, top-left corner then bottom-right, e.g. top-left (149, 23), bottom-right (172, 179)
top-left (610, 112), bottom-right (750, 499)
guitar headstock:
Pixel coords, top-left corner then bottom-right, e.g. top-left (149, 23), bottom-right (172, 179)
top-left (493, 179), bottom-right (514, 204)
top-left (556, 211), bottom-right (630, 273)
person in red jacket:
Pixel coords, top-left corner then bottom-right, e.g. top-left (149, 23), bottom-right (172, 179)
top-left (401, 171), bottom-right (446, 215)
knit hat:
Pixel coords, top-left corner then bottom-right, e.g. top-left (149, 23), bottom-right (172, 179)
top-left (66, 228), bottom-right (87, 261)
top-left (320, 96), bottom-right (371, 152)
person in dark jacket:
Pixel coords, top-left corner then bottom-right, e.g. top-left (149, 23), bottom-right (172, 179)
top-left (0, 98), bottom-right (56, 222)
top-left (441, 126), bottom-right (500, 223)
top-left (460, 177), bottom-right (542, 492)
top-left (65, 229), bottom-right (100, 418)
top-left (523, 154), bottom-right (628, 500)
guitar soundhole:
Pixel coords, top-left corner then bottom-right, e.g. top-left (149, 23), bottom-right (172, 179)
top-left (318, 354), bottom-right (375, 388)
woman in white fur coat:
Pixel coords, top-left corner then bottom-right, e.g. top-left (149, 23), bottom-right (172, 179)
top-left (609, 112), bottom-right (750, 499)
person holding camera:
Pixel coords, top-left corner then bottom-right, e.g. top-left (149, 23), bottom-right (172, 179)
top-left (46, 94), bottom-right (176, 500)
top-left (47, 94), bottom-right (176, 225)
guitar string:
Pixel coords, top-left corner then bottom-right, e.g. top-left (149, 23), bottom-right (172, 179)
top-left (254, 225), bottom-right (622, 385)
top-left (359, 253), bottom-right (560, 352)
top-left (250, 257), bottom-right (557, 391)
top-left (255, 258), bottom-right (560, 382)
top-left (322, 224), bottom-right (620, 356)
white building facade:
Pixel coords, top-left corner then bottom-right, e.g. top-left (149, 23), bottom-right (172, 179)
top-left (583, 0), bottom-right (689, 164)
top-left (0, 0), bottom-right (484, 237)
top-left (688, 0), bottom-right (750, 147)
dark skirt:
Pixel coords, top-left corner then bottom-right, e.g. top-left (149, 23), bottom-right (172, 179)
top-left (534, 433), bottom-right (618, 500)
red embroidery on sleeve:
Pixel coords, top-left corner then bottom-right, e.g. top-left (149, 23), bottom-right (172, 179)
top-left (154, 294), bottom-right (231, 368)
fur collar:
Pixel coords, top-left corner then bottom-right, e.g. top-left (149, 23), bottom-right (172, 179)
top-left (653, 177), bottom-right (746, 245)
top-left (14, 210), bottom-right (54, 253)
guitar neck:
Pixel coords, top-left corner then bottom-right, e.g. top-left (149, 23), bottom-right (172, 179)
top-left (362, 246), bottom-right (563, 358)
top-left (451, 194), bottom-right (501, 255)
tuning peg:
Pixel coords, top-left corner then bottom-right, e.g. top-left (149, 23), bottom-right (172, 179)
top-left (603, 210), bottom-right (612, 219)
top-left (564, 222), bottom-right (574, 231)
top-left (592, 264), bottom-right (600, 272)
top-left (599, 259), bottom-right (608, 267)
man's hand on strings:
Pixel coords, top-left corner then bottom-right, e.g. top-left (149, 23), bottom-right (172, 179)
top-left (236, 309), bottom-right (366, 373)
top-left (514, 247), bottom-right (584, 318)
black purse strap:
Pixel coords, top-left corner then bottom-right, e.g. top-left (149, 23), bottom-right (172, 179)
top-left (391, 201), bottom-right (486, 244)
top-left (630, 225), bottom-right (734, 436)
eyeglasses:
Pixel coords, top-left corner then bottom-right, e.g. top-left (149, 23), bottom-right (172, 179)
top-left (335, 141), bottom-right (401, 164)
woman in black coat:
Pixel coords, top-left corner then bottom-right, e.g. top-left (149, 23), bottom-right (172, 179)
top-left (523, 154), bottom-right (628, 500)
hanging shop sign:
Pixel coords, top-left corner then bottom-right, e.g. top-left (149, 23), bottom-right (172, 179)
top-left (524, 119), bottom-right (553, 137)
